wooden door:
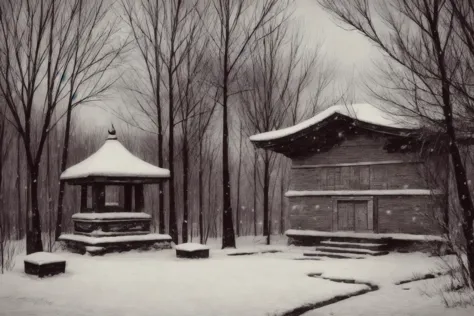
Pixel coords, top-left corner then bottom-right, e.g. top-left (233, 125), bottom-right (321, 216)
top-left (337, 201), bottom-right (355, 231)
top-left (354, 201), bottom-right (369, 231)
top-left (336, 200), bottom-right (371, 232)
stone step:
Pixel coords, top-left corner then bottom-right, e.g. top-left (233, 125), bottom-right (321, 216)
top-left (320, 240), bottom-right (388, 251)
top-left (314, 245), bottom-right (389, 256)
top-left (303, 251), bottom-right (366, 259)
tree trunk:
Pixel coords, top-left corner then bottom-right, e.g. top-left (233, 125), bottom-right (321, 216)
top-left (199, 140), bottom-right (204, 244)
top-left (253, 150), bottom-right (258, 236)
top-left (168, 67), bottom-right (178, 244)
top-left (158, 133), bottom-right (165, 233)
top-left (46, 135), bottom-right (53, 251)
top-left (155, 20), bottom-right (164, 233)
top-left (263, 152), bottom-right (270, 237)
top-left (55, 102), bottom-right (73, 240)
top-left (26, 165), bottom-right (43, 254)
top-left (221, 96), bottom-right (236, 248)
top-left (16, 134), bottom-right (23, 240)
top-left (449, 142), bottom-right (474, 286)
top-left (181, 135), bottom-right (189, 243)
top-left (236, 124), bottom-right (243, 237)
top-left (280, 177), bottom-right (284, 234)
top-left (221, 26), bottom-right (236, 248)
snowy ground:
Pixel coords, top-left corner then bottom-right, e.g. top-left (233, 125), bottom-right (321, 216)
top-left (1, 236), bottom-right (473, 316)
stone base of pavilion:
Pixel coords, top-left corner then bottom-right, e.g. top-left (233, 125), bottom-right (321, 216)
top-left (59, 212), bottom-right (172, 255)
top-left (59, 232), bottom-right (172, 255)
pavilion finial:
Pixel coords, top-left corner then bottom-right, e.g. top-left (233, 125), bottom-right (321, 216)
top-left (107, 123), bottom-right (117, 140)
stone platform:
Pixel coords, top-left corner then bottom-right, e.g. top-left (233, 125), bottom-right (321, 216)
top-left (59, 212), bottom-right (172, 254)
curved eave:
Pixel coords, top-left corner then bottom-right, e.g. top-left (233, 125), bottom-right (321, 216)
top-left (250, 114), bottom-right (421, 157)
top-left (61, 174), bottom-right (170, 185)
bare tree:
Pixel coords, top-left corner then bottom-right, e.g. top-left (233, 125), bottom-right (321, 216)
top-left (176, 19), bottom-right (209, 243)
top-left (121, 0), bottom-right (168, 233)
top-left (55, 0), bottom-right (126, 240)
top-left (159, 0), bottom-right (198, 244)
top-left (197, 92), bottom-right (218, 244)
top-left (0, 0), bottom-right (126, 253)
top-left (319, 0), bottom-right (474, 287)
top-left (206, 0), bottom-right (284, 249)
top-left (240, 15), bottom-right (319, 244)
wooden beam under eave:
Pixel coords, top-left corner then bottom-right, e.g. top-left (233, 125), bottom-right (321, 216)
top-left (135, 184), bottom-right (144, 212)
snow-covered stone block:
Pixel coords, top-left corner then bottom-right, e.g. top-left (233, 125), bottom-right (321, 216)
top-left (72, 212), bottom-right (152, 220)
top-left (24, 252), bottom-right (66, 278)
top-left (175, 243), bottom-right (210, 259)
top-left (85, 246), bottom-right (105, 256)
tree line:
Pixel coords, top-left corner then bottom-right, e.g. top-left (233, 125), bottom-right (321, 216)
top-left (0, 0), bottom-right (335, 258)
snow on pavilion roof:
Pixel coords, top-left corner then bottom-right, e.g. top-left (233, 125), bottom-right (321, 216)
top-left (249, 103), bottom-right (421, 143)
top-left (60, 131), bottom-right (170, 181)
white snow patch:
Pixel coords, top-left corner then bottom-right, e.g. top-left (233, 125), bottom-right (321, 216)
top-left (1, 236), bottom-right (471, 316)
top-left (285, 189), bottom-right (440, 197)
top-left (175, 243), bottom-right (210, 252)
top-left (59, 233), bottom-right (171, 244)
top-left (24, 252), bottom-right (65, 265)
top-left (286, 229), bottom-right (444, 241)
top-left (0, 241), bottom-right (366, 316)
top-left (304, 255), bottom-right (473, 316)
top-left (250, 103), bottom-right (419, 142)
top-left (72, 212), bottom-right (151, 220)
top-left (60, 138), bottom-right (170, 180)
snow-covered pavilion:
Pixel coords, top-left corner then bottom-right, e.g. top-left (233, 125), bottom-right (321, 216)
top-left (58, 126), bottom-right (172, 255)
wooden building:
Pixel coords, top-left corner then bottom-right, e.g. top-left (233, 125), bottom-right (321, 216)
top-left (250, 104), bottom-right (452, 253)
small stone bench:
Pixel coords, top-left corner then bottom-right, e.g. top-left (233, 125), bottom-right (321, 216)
top-left (175, 243), bottom-right (210, 259)
top-left (24, 252), bottom-right (66, 278)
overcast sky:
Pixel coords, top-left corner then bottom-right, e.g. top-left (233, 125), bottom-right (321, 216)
top-left (83, 0), bottom-right (381, 129)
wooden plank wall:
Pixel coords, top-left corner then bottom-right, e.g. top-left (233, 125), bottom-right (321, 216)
top-left (289, 134), bottom-right (428, 191)
top-left (290, 163), bottom-right (426, 191)
top-left (292, 134), bottom-right (418, 165)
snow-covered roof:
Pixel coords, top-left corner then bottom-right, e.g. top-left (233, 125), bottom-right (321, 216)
top-left (250, 103), bottom-right (420, 142)
top-left (61, 130), bottom-right (170, 181)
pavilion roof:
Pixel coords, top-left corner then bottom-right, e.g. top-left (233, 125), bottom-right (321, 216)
top-left (249, 103), bottom-right (425, 157)
top-left (250, 103), bottom-right (421, 142)
top-left (60, 128), bottom-right (170, 184)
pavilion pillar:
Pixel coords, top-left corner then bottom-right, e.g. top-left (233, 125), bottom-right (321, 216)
top-left (134, 184), bottom-right (144, 212)
top-left (80, 185), bottom-right (88, 211)
top-left (124, 184), bottom-right (133, 212)
top-left (92, 183), bottom-right (106, 211)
